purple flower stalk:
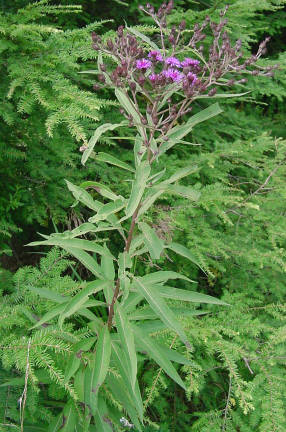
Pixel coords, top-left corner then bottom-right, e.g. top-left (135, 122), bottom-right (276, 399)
top-left (163, 68), bottom-right (184, 82)
top-left (181, 58), bottom-right (200, 68)
top-left (165, 56), bottom-right (181, 68)
top-left (148, 50), bottom-right (163, 62)
top-left (136, 59), bottom-right (152, 70)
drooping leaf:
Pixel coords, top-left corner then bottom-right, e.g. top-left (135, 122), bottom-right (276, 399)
top-left (164, 184), bottom-right (201, 200)
top-left (94, 152), bottom-right (135, 172)
top-left (125, 25), bottom-right (160, 50)
top-left (140, 270), bottom-right (195, 284)
top-left (115, 304), bottom-right (137, 389)
top-left (80, 181), bottom-right (121, 201)
top-left (65, 180), bottom-right (102, 212)
top-left (64, 247), bottom-right (103, 279)
top-left (89, 199), bottom-right (126, 223)
top-left (138, 222), bottom-right (164, 259)
top-left (58, 280), bottom-right (109, 327)
top-left (94, 396), bottom-right (113, 432)
top-left (111, 341), bottom-right (143, 422)
top-left (125, 161), bottom-right (151, 218)
top-left (133, 278), bottom-right (190, 347)
top-left (166, 242), bottom-right (202, 269)
top-left (115, 89), bottom-right (145, 139)
top-left (159, 103), bottom-right (223, 154)
top-left (81, 122), bottom-right (127, 165)
top-left (128, 306), bottom-right (209, 320)
top-left (86, 326), bottom-right (111, 410)
top-left (156, 285), bottom-right (230, 306)
top-left (26, 286), bottom-right (69, 304)
top-left (132, 325), bottom-right (186, 390)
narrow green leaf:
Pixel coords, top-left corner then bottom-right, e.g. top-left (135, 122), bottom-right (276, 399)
top-left (125, 161), bottom-right (151, 218)
top-left (126, 25), bottom-right (160, 50)
top-left (132, 325), bottom-right (186, 390)
top-left (64, 247), bottom-right (103, 279)
top-left (59, 280), bottom-right (109, 327)
top-left (61, 401), bottom-right (76, 432)
top-left (115, 304), bottom-right (137, 389)
top-left (94, 396), bottom-right (113, 432)
top-left (115, 89), bottom-right (145, 139)
top-left (65, 180), bottom-right (102, 212)
top-left (133, 278), bottom-right (190, 348)
top-left (91, 326), bottom-right (111, 398)
top-left (48, 413), bottom-right (63, 432)
top-left (80, 181), bottom-right (121, 201)
top-left (164, 184), bottom-right (201, 200)
top-left (128, 306), bottom-right (209, 320)
top-left (81, 122), bottom-right (127, 165)
top-left (138, 222), bottom-right (164, 259)
top-left (156, 285), bottom-right (230, 306)
top-left (161, 165), bottom-right (199, 184)
top-left (26, 286), bottom-right (69, 304)
top-left (31, 303), bottom-right (66, 329)
top-left (166, 242), bottom-right (202, 269)
top-left (111, 342), bottom-right (143, 422)
top-left (94, 152), bottom-right (135, 172)
top-left (28, 238), bottom-right (114, 258)
top-left (89, 199), bottom-right (126, 223)
top-left (159, 103), bottom-right (223, 154)
top-left (140, 270), bottom-right (195, 284)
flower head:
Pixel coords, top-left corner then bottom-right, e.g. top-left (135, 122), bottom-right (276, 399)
top-left (136, 59), bottom-right (152, 70)
top-left (163, 68), bottom-right (184, 82)
top-left (187, 71), bottom-right (198, 85)
top-left (148, 50), bottom-right (163, 62)
top-left (181, 57), bottom-right (200, 68)
top-left (165, 56), bottom-right (181, 68)
top-left (149, 73), bottom-right (158, 82)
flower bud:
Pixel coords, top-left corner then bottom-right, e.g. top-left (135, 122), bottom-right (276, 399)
top-left (179, 20), bottom-right (186, 31)
top-left (130, 82), bottom-right (136, 92)
top-left (208, 87), bottom-right (217, 97)
top-left (117, 26), bottom-right (124, 37)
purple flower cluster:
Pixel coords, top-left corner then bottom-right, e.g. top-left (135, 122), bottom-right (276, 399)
top-left (148, 50), bottom-right (163, 61)
top-left (136, 58), bottom-right (152, 70)
top-left (135, 51), bottom-right (200, 86)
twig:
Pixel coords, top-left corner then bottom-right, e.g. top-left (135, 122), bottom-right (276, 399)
top-left (19, 338), bottom-right (31, 432)
top-left (222, 375), bottom-right (232, 431)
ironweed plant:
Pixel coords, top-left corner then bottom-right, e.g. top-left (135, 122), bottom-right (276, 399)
top-left (27, 2), bottom-right (276, 430)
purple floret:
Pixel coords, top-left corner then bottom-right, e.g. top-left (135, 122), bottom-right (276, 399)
top-left (187, 71), bottom-right (198, 85)
top-left (181, 57), bottom-right (200, 68)
top-left (163, 68), bottom-right (184, 82)
top-left (149, 73), bottom-right (158, 82)
top-left (136, 59), bottom-right (152, 70)
top-left (148, 50), bottom-right (163, 62)
top-left (165, 56), bottom-right (181, 68)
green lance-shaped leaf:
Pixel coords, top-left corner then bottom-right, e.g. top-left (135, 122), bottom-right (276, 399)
top-left (48, 413), bottom-right (63, 432)
top-left (128, 306), bottom-right (209, 321)
top-left (94, 396), bottom-right (113, 432)
top-left (115, 304), bottom-right (137, 389)
top-left (64, 338), bottom-right (96, 384)
top-left (193, 90), bottom-right (251, 100)
top-left (93, 326), bottom-right (112, 391)
top-left (66, 180), bottom-right (102, 212)
top-left (156, 285), bottom-right (230, 306)
top-left (89, 199), bottom-right (126, 223)
top-left (69, 222), bottom-right (99, 238)
top-left (140, 270), bottom-right (196, 285)
top-left (134, 135), bottom-right (146, 168)
top-left (85, 326), bottom-right (111, 411)
top-left (60, 400), bottom-right (77, 432)
top-left (161, 165), bottom-right (199, 184)
top-left (133, 278), bottom-right (190, 348)
top-left (106, 374), bottom-right (142, 431)
top-left (80, 181), bottom-right (121, 201)
top-left (58, 280), bottom-right (108, 328)
top-left (159, 103), bottom-right (223, 155)
top-left (115, 88), bottom-right (145, 139)
top-left (164, 184), bottom-right (201, 200)
top-left (125, 24), bottom-right (160, 51)
top-left (64, 247), bottom-right (103, 279)
top-left (94, 152), bottom-right (135, 172)
top-left (132, 325), bottom-right (186, 390)
top-left (138, 222), bottom-right (164, 259)
top-left (26, 285), bottom-right (70, 304)
top-left (111, 341), bottom-right (143, 421)
top-left (28, 237), bottom-right (114, 258)
top-left (81, 121), bottom-right (127, 165)
top-left (74, 366), bottom-right (85, 403)
top-left (166, 242), bottom-right (202, 270)
top-left (101, 246), bottom-right (115, 304)
top-left (31, 303), bottom-right (67, 329)
top-left (125, 161), bottom-right (151, 218)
